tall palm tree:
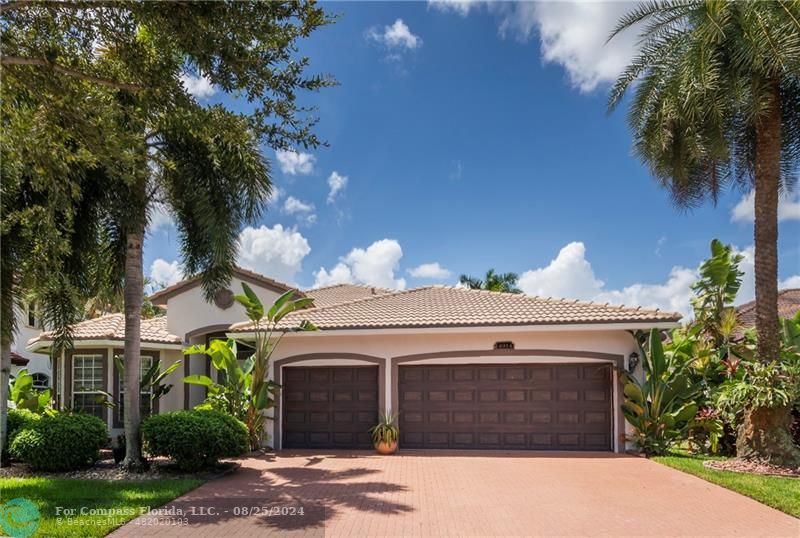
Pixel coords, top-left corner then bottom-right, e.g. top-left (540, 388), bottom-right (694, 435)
top-left (459, 269), bottom-right (522, 293)
top-left (104, 108), bottom-right (273, 469)
top-left (609, 1), bottom-right (800, 461)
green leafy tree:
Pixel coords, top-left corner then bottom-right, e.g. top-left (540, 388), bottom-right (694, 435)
top-left (459, 269), bottom-right (522, 293)
top-left (7, 369), bottom-right (52, 415)
top-left (2, 1), bottom-right (334, 469)
top-left (184, 283), bottom-right (316, 449)
top-left (691, 239), bottom-right (745, 348)
top-left (609, 1), bottom-right (800, 461)
top-left (717, 313), bottom-right (800, 465)
top-left (621, 329), bottom-right (703, 455)
top-left (0, 163), bottom-right (111, 457)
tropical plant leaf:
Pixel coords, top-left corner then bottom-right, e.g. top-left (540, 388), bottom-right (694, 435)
top-left (183, 375), bottom-right (216, 387)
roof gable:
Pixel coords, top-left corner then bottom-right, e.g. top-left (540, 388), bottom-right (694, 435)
top-left (149, 266), bottom-right (299, 306)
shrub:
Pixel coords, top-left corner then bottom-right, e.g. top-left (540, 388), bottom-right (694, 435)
top-left (6, 409), bottom-right (40, 444)
top-left (10, 412), bottom-right (107, 471)
top-left (142, 410), bottom-right (248, 471)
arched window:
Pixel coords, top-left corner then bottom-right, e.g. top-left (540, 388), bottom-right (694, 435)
top-left (31, 373), bottom-right (50, 390)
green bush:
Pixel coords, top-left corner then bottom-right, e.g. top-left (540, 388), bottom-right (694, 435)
top-left (10, 412), bottom-right (107, 471)
top-left (6, 409), bottom-right (40, 444)
top-left (142, 410), bottom-right (248, 471)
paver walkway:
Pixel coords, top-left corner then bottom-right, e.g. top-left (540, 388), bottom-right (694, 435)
top-left (111, 450), bottom-right (799, 537)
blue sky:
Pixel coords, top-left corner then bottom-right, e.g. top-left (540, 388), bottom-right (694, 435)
top-left (146, 1), bottom-right (800, 316)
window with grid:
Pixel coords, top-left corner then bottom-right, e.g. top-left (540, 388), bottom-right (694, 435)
top-left (118, 356), bottom-right (155, 423)
top-left (72, 355), bottom-right (104, 418)
top-left (32, 373), bottom-right (49, 390)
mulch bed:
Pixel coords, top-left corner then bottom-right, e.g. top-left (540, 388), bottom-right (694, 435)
top-left (704, 458), bottom-right (800, 478)
top-left (0, 455), bottom-right (238, 481)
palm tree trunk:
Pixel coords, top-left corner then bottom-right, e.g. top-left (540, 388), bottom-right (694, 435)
top-left (753, 82), bottom-right (781, 364)
top-left (121, 224), bottom-right (145, 469)
top-left (740, 80), bottom-right (800, 465)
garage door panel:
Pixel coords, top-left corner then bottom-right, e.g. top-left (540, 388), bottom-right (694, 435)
top-left (398, 364), bottom-right (611, 451)
top-left (282, 366), bottom-right (378, 449)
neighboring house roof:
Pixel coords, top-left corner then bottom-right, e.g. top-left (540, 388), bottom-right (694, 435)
top-left (10, 352), bottom-right (29, 366)
top-left (230, 285), bottom-right (682, 332)
top-left (149, 266), bottom-right (300, 306)
top-left (736, 288), bottom-right (800, 329)
top-left (304, 283), bottom-right (394, 308)
top-left (28, 314), bottom-right (181, 348)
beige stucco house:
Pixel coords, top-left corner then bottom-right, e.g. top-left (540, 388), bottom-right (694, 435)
top-left (28, 267), bottom-right (681, 453)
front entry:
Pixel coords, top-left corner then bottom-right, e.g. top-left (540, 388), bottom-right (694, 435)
top-left (398, 363), bottom-right (612, 450)
top-left (282, 366), bottom-right (379, 449)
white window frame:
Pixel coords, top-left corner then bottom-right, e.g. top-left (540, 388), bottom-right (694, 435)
top-left (118, 356), bottom-right (155, 422)
top-left (72, 354), bottom-right (104, 416)
top-left (25, 301), bottom-right (38, 329)
top-left (31, 373), bottom-right (50, 391)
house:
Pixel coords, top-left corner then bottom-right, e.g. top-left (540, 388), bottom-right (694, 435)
top-left (27, 266), bottom-right (681, 453)
top-left (736, 288), bottom-right (800, 331)
top-left (10, 302), bottom-right (51, 390)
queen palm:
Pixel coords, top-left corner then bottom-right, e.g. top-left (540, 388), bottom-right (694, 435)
top-left (609, 1), bottom-right (800, 461)
top-left (459, 269), bottom-right (522, 293)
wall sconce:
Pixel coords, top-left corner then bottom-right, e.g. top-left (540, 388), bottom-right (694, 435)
top-left (627, 352), bottom-right (640, 373)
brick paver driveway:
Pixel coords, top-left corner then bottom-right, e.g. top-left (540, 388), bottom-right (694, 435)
top-left (112, 450), bottom-right (798, 537)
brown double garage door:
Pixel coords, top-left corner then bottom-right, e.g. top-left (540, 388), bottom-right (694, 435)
top-left (399, 363), bottom-right (612, 451)
top-left (282, 363), bottom-right (612, 451)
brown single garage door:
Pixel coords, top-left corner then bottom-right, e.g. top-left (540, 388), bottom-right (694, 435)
top-left (398, 363), bottom-right (612, 451)
top-left (282, 366), bottom-right (378, 449)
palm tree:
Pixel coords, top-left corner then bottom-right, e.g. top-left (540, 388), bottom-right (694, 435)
top-left (104, 109), bottom-right (273, 469)
top-left (609, 1), bottom-right (800, 461)
top-left (459, 269), bottom-right (522, 293)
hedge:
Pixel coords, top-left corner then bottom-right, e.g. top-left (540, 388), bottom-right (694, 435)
top-left (142, 409), bottom-right (248, 471)
top-left (10, 412), bottom-right (107, 471)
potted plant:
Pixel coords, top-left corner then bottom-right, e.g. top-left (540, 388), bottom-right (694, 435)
top-left (370, 411), bottom-right (399, 455)
top-left (113, 434), bottom-right (126, 464)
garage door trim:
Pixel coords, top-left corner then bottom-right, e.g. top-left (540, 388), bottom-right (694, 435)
top-left (391, 349), bottom-right (624, 452)
top-left (275, 353), bottom-right (385, 449)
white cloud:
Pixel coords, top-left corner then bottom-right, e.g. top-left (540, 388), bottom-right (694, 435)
top-left (275, 149), bottom-right (316, 176)
top-left (518, 242), bottom-right (605, 300)
top-left (237, 224), bottom-right (311, 285)
top-left (180, 72), bottom-right (216, 100)
top-left (283, 196), bottom-right (314, 215)
top-left (314, 239), bottom-right (407, 289)
top-left (730, 190), bottom-right (800, 223)
top-left (149, 259), bottom-right (183, 288)
top-left (516, 241), bottom-right (799, 318)
top-left (429, 1), bottom-right (637, 93)
top-left (148, 203), bottom-right (174, 232)
top-left (781, 275), bottom-right (800, 289)
top-left (428, 0), bottom-right (476, 16)
top-left (408, 262), bottom-right (452, 280)
top-left (593, 267), bottom-right (699, 319)
top-left (267, 186), bottom-right (283, 206)
top-left (366, 19), bottom-right (423, 50)
top-left (282, 196), bottom-right (316, 227)
top-left (327, 171), bottom-right (348, 204)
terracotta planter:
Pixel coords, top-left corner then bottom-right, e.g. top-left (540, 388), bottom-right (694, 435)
top-left (374, 440), bottom-right (398, 455)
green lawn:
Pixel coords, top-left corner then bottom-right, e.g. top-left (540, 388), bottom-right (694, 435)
top-left (653, 453), bottom-right (800, 518)
top-left (0, 477), bottom-right (203, 537)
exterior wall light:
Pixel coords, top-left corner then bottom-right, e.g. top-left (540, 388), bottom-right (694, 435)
top-left (627, 352), bottom-right (640, 373)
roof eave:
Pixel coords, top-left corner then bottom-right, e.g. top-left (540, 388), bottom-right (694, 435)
top-left (26, 338), bottom-right (184, 354)
top-left (227, 319), bottom-right (681, 340)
